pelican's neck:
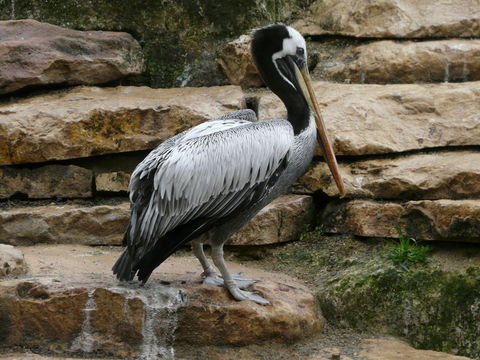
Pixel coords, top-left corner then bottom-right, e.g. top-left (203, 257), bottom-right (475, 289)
top-left (283, 90), bottom-right (311, 135)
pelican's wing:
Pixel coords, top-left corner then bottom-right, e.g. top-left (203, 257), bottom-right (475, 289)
top-left (125, 119), bottom-right (293, 271)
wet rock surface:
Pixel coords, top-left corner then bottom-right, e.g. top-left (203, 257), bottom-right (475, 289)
top-left (296, 151), bottom-right (480, 200)
top-left (0, 244), bottom-right (27, 277)
top-left (0, 20), bottom-right (143, 95)
top-left (294, 0), bottom-right (480, 38)
top-left (0, 165), bottom-right (92, 199)
top-left (0, 85), bottom-right (245, 166)
top-left (257, 81), bottom-right (480, 156)
top-left (322, 40), bottom-right (480, 84)
top-left (321, 199), bottom-right (480, 241)
top-left (0, 245), bottom-right (323, 357)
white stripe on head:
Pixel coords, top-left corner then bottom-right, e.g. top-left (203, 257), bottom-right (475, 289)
top-left (271, 26), bottom-right (307, 89)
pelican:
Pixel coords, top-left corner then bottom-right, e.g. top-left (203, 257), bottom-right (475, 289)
top-left (113, 23), bottom-right (345, 305)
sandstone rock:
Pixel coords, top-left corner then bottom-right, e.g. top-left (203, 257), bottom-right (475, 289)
top-left (0, 85), bottom-right (245, 166)
top-left (95, 172), bottom-right (130, 193)
top-left (0, 165), bottom-right (92, 199)
top-left (218, 34), bottom-right (263, 88)
top-left (226, 195), bottom-right (314, 245)
top-left (0, 1), bottom-right (306, 89)
top-left (0, 244), bottom-right (27, 277)
top-left (0, 20), bottom-right (143, 95)
top-left (0, 248), bottom-right (322, 356)
top-left (294, 0), bottom-right (480, 38)
top-left (321, 199), bottom-right (480, 241)
top-left (360, 338), bottom-right (473, 360)
top-left (0, 203), bottom-right (130, 246)
top-left (0, 196), bottom-right (312, 246)
top-left (322, 40), bottom-right (480, 84)
top-left (257, 81), bottom-right (480, 156)
top-left (296, 151), bottom-right (480, 199)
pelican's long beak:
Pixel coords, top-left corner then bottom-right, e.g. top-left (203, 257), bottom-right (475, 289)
top-left (294, 65), bottom-right (346, 197)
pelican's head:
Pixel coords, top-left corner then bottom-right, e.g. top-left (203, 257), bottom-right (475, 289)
top-left (251, 23), bottom-right (345, 197)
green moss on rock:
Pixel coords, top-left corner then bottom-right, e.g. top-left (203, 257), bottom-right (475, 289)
top-left (1, 0), bottom-right (313, 88)
top-left (319, 262), bottom-right (480, 358)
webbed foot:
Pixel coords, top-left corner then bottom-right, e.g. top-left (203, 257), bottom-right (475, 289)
top-left (202, 273), bottom-right (256, 290)
top-left (226, 281), bottom-right (270, 306)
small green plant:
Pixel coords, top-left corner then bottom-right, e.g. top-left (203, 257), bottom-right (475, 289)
top-left (299, 225), bottom-right (324, 242)
top-left (386, 226), bottom-right (431, 270)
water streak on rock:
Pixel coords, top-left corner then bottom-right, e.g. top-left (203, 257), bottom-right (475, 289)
top-left (71, 289), bottom-right (96, 353)
top-left (444, 62), bottom-right (450, 83)
top-left (111, 283), bottom-right (186, 360)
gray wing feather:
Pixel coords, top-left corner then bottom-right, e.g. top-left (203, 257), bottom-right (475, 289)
top-left (127, 119), bottom-right (293, 258)
top-left (213, 109), bottom-right (257, 122)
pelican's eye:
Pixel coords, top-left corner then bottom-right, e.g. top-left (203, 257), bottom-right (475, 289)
top-left (296, 47), bottom-right (305, 57)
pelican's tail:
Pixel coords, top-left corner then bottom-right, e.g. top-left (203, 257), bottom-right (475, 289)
top-left (112, 249), bottom-right (135, 281)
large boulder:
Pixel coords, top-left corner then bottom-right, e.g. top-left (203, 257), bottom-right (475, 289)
top-left (294, 0), bottom-right (480, 38)
top-left (257, 81), bottom-right (480, 156)
top-left (296, 151), bottom-right (480, 200)
top-left (321, 39), bottom-right (480, 84)
top-left (0, 85), bottom-right (245, 166)
top-left (0, 165), bottom-right (92, 199)
top-left (0, 20), bottom-right (143, 95)
top-left (321, 199), bottom-right (480, 242)
top-left (0, 246), bottom-right (322, 356)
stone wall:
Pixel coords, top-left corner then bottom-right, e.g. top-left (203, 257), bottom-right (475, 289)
top-left (0, 0), bottom-right (312, 88)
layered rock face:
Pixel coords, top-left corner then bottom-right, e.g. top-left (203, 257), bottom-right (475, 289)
top-left (0, 85), bottom-right (245, 166)
top-left (0, 1), bottom-right (307, 88)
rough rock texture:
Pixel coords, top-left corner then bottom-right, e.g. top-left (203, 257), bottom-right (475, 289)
top-left (0, 195), bottom-right (313, 246)
top-left (0, 244), bottom-right (27, 277)
top-left (176, 280), bottom-right (322, 345)
top-left (294, 0), bottom-right (480, 38)
top-left (296, 151), bottom-right (480, 199)
top-left (0, 20), bottom-right (143, 95)
top-left (0, 0), bottom-right (306, 88)
top-left (257, 81), bottom-right (480, 156)
top-left (360, 338), bottom-right (473, 360)
top-left (321, 199), bottom-right (480, 242)
top-left (95, 172), bottom-right (130, 193)
top-left (0, 85), bottom-right (245, 165)
top-left (0, 165), bottom-right (92, 199)
top-left (322, 40), bottom-right (480, 84)
top-left (319, 262), bottom-right (480, 358)
top-left (0, 246), bottom-right (322, 356)
top-left (0, 203), bottom-right (130, 246)
top-left (226, 195), bottom-right (314, 245)
top-left (218, 34), bottom-right (263, 88)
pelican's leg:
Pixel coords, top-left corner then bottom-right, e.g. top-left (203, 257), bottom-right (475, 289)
top-left (211, 243), bottom-right (269, 306)
top-left (192, 240), bottom-right (256, 289)
top-left (192, 240), bottom-right (223, 286)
